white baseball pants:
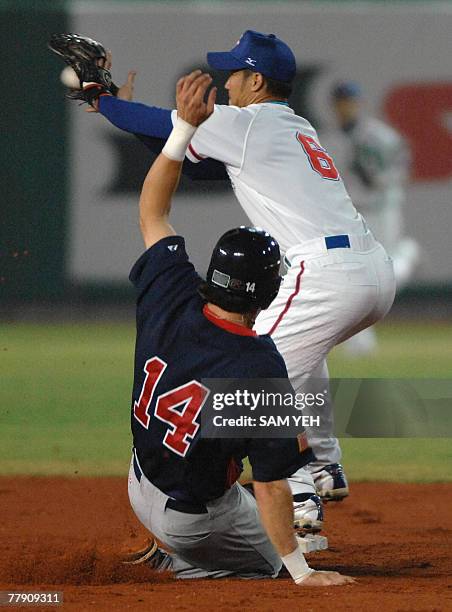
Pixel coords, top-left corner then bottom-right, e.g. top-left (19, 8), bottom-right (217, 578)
top-left (255, 232), bottom-right (396, 492)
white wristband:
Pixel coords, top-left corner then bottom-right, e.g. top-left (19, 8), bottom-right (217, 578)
top-left (162, 117), bottom-right (197, 162)
top-left (281, 541), bottom-right (314, 584)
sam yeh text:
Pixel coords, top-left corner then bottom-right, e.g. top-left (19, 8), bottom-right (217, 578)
top-left (213, 415), bottom-right (320, 428)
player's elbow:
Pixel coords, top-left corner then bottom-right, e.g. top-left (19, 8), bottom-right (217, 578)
top-left (139, 212), bottom-right (156, 244)
top-left (139, 214), bottom-right (176, 249)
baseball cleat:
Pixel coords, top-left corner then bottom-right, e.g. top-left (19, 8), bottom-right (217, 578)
top-left (293, 493), bottom-right (324, 533)
top-left (313, 463), bottom-right (349, 501)
top-left (123, 538), bottom-right (173, 571)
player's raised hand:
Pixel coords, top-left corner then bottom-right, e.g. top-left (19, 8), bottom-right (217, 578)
top-left (299, 570), bottom-right (356, 587)
top-left (99, 50), bottom-right (137, 101)
top-left (117, 70), bottom-right (137, 101)
top-left (176, 70), bottom-right (217, 127)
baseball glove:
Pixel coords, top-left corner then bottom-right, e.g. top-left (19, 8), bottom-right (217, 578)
top-left (48, 33), bottom-right (119, 103)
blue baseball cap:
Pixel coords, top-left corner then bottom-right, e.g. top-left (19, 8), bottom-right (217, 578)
top-left (207, 30), bottom-right (296, 83)
top-left (331, 81), bottom-right (362, 100)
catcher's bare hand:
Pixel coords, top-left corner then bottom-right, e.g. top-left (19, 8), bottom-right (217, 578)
top-left (176, 70), bottom-right (216, 127)
top-left (300, 570), bottom-right (356, 587)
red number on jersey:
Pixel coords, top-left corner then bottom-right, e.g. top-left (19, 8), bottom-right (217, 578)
top-left (133, 357), bottom-right (167, 429)
top-left (133, 356), bottom-right (209, 457)
top-left (155, 381), bottom-right (209, 457)
top-left (296, 133), bottom-right (340, 181)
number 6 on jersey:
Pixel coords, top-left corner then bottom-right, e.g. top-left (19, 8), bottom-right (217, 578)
top-left (296, 132), bottom-right (340, 181)
top-left (133, 356), bottom-right (210, 457)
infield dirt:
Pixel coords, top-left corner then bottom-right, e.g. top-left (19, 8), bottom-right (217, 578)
top-left (0, 478), bottom-right (450, 611)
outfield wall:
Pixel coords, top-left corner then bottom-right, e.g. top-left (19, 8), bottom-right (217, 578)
top-left (1, 1), bottom-right (68, 300)
top-left (2, 1), bottom-right (452, 301)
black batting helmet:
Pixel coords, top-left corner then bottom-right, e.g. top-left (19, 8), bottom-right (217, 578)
top-left (198, 227), bottom-right (282, 313)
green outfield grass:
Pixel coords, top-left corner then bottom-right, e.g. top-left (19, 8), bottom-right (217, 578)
top-left (1, 320), bottom-right (451, 480)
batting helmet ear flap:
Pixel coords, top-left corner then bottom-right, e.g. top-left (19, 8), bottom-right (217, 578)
top-left (257, 277), bottom-right (282, 310)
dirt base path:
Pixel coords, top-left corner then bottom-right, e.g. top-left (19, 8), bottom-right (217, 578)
top-left (0, 478), bottom-right (450, 611)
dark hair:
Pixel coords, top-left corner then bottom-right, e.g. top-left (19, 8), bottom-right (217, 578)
top-left (263, 76), bottom-right (293, 98)
top-left (243, 69), bottom-right (292, 99)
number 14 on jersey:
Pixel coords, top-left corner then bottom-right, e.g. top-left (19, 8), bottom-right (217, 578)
top-left (133, 357), bottom-right (209, 457)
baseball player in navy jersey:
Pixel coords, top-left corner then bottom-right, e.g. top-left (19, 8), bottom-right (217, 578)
top-left (59, 30), bottom-right (396, 528)
top-left (122, 69), bottom-right (353, 586)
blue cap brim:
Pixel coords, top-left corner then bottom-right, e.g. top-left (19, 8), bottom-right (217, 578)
top-left (207, 51), bottom-right (247, 72)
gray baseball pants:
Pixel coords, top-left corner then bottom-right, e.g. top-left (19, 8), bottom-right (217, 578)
top-left (128, 457), bottom-right (282, 579)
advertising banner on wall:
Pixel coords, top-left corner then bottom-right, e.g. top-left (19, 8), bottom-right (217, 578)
top-left (69, 2), bottom-right (452, 285)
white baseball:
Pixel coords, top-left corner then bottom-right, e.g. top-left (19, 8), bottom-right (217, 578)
top-left (60, 66), bottom-right (80, 89)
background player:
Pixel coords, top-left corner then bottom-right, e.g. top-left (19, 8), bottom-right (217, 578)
top-left (49, 31), bottom-right (396, 525)
top-left (323, 81), bottom-right (421, 355)
top-left (125, 68), bottom-right (353, 586)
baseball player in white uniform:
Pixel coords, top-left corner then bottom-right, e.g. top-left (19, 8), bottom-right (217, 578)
top-left (181, 33), bottom-right (395, 516)
top-left (68, 30), bottom-right (396, 531)
top-left (324, 81), bottom-right (420, 355)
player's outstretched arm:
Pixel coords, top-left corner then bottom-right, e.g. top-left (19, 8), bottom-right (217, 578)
top-left (98, 49), bottom-right (175, 138)
top-left (79, 50), bottom-right (223, 180)
top-left (99, 96), bottom-right (174, 139)
top-left (48, 36), bottom-right (175, 140)
top-left (139, 71), bottom-right (216, 248)
top-left (100, 57), bottom-right (228, 180)
top-left (254, 479), bottom-right (355, 587)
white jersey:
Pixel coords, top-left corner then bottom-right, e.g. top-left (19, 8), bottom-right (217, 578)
top-left (170, 104), bottom-right (396, 476)
top-left (173, 103), bottom-right (366, 253)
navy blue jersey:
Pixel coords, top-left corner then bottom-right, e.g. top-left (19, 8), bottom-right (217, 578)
top-left (129, 236), bottom-right (314, 503)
